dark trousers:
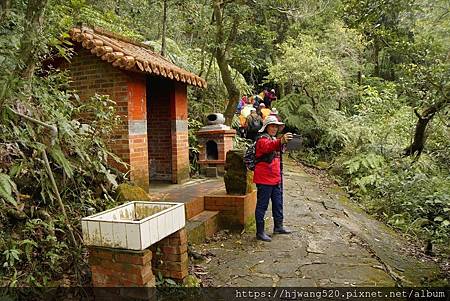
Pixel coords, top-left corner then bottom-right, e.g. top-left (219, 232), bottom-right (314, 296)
top-left (255, 184), bottom-right (283, 224)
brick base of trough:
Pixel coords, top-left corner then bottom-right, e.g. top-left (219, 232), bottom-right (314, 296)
top-left (150, 228), bottom-right (189, 280)
top-left (204, 190), bottom-right (257, 230)
top-left (88, 247), bottom-right (155, 287)
top-left (88, 228), bottom-right (188, 294)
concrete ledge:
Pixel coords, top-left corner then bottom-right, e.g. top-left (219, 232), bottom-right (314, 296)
top-left (186, 211), bottom-right (220, 244)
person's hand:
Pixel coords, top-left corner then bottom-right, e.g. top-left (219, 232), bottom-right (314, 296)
top-left (281, 132), bottom-right (293, 144)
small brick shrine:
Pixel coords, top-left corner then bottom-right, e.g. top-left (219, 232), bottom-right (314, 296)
top-left (196, 113), bottom-right (235, 176)
top-left (63, 25), bottom-right (207, 190)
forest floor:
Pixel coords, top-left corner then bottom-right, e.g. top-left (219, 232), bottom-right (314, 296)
top-left (190, 158), bottom-right (448, 287)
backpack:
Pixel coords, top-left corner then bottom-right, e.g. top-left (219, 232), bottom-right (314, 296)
top-left (244, 134), bottom-right (275, 171)
top-left (248, 116), bottom-right (262, 132)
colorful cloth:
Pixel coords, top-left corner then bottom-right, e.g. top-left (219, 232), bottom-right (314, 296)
top-left (261, 108), bottom-right (271, 120)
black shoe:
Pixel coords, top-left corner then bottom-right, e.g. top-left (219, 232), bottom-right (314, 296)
top-left (256, 221), bottom-right (272, 242)
top-left (273, 220), bottom-right (292, 234)
top-left (256, 232), bottom-right (272, 242)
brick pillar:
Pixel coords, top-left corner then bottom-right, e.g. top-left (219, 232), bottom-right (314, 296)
top-left (170, 83), bottom-right (189, 184)
top-left (151, 228), bottom-right (189, 280)
top-left (127, 75), bottom-right (149, 191)
top-left (88, 247), bottom-right (155, 288)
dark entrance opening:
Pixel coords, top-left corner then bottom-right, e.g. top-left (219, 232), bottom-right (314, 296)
top-left (147, 76), bottom-right (173, 182)
top-left (206, 140), bottom-right (218, 160)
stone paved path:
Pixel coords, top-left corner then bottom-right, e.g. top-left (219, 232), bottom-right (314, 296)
top-left (193, 159), bottom-right (443, 287)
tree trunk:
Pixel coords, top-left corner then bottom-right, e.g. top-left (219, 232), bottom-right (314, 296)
top-left (204, 52), bottom-right (214, 81)
top-left (403, 107), bottom-right (437, 158)
top-left (15, 0), bottom-right (48, 79)
top-left (302, 86), bottom-right (317, 111)
top-left (212, 0), bottom-right (240, 126)
top-left (198, 34), bottom-right (208, 77)
top-left (160, 0), bottom-right (168, 57)
top-left (216, 49), bottom-right (240, 124)
top-left (279, 83), bottom-right (285, 99)
top-left (114, 0), bottom-right (120, 15)
top-left (373, 38), bottom-right (380, 78)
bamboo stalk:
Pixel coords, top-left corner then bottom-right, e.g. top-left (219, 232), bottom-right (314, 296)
top-left (42, 150), bottom-right (78, 247)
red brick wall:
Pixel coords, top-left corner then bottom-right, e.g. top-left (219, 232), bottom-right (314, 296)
top-left (88, 229), bottom-right (188, 291)
top-left (67, 46), bottom-right (149, 190)
top-left (127, 75), bottom-right (149, 190)
top-left (147, 77), bottom-right (172, 181)
top-left (204, 191), bottom-right (257, 228)
top-left (150, 229), bottom-right (189, 280)
top-left (88, 247), bottom-right (155, 287)
top-left (67, 45), bottom-right (190, 188)
top-left (170, 83), bottom-right (190, 184)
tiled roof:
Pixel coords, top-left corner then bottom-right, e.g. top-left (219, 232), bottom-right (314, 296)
top-left (69, 26), bottom-right (207, 88)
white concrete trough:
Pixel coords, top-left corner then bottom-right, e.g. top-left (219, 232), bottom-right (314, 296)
top-left (81, 201), bottom-right (185, 250)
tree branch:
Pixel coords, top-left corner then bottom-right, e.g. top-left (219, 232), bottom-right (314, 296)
top-left (302, 86), bottom-right (317, 111)
top-left (224, 14), bottom-right (239, 55)
top-left (213, 0), bottom-right (240, 125)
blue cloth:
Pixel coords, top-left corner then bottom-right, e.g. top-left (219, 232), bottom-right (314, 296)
top-left (255, 184), bottom-right (283, 224)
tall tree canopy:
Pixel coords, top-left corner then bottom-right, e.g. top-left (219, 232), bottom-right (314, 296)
top-left (0, 0), bottom-right (448, 287)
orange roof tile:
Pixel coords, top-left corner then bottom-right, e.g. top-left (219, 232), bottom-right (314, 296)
top-left (69, 26), bottom-right (207, 88)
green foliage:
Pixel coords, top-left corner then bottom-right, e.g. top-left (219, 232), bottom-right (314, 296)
top-left (233, 135), bottom-right (252, 151)
top-left (155, 271), bottom-right (180, 287)
top-left (188, 118), bottom-right (203, 176)
top-left (281, 74), bottom-right (449, 245)
top-left (326, 83), bottom-right (450, 244)
top-left (0, 0), bottom-right (448, 287)
top-left (268, 37), bottom-right (344, 108)
top-left (0, 75), bottom-right (123, 286)
top-left (3, 248), bottom-right (21, 269)
top-left (0, 173), bottom-right (18, 206)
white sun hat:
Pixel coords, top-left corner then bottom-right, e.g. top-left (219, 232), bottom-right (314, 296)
top-left (258, 115), bottom-right (284, 133)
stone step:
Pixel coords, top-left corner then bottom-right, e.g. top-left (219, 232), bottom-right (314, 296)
top-left (186, 210), bottom-right (220, 244)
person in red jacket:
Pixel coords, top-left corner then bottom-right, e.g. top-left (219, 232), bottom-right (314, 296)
top-left (254, 116), bottom-right (293, 241)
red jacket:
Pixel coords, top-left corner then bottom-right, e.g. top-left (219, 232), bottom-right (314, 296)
top-left (253, 135), bottom-right (282, 185)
